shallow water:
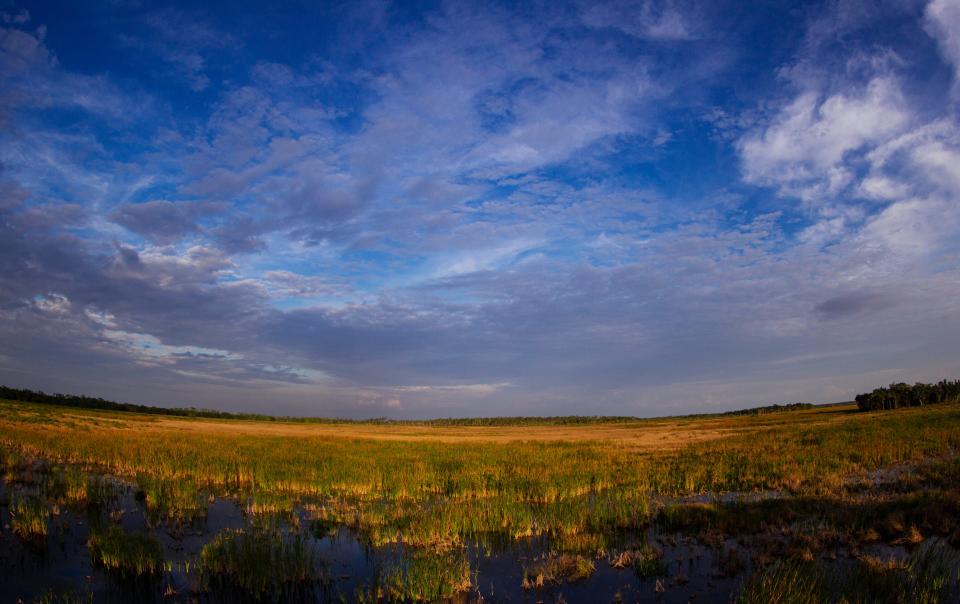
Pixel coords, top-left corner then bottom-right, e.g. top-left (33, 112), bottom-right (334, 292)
top-left (0, 471), bottom-right (755, 603)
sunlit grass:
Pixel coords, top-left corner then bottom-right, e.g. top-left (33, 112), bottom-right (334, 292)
top-left (358, 548), bottom-right (473, 602)
top-left (136, 473), bottom-right (206, 524)
top-left (200, 527), bottom-right (325, 597)
top-left (0, 397), bottom-right (959, 601)
top-left (3, 401), bottom-right (960, 551)
top-left (87, 524), bottom-right (164, 576)
top-left (10, 494), bottom-right (48, 539)
top-left (522, 552), bottom-right (596, 588)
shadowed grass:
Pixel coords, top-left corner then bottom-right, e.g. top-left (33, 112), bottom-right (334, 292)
top-left (200, 527), bottom-right (325, 599)
top-left (136, 474), bottom-right (206, 524)
top-left (10, 494), bottom-right (48, 539)
top-left (737, 540), bottom-right (959, 603)
top-left (358, 548), bottom-right (473, 602)
top-left (610, 542), bottom-right (666, 578)
top-left (43, 466), bottom-right (88, 507)
top-left (522, 553), bottom-right (596, 588)
top-left (29, 589), bottom-right (93, 604)
top-left (87, 524), bottom-right (163, 576)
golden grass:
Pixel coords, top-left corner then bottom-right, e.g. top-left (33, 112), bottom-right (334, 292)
top-left (7, 399), bottom-right (859, 450)
top-left (2, 399), bottom-right (959, 601)
top-left (2, 399), bottom-right (958, 558)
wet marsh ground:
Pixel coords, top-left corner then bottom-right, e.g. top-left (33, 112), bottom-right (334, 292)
top-left (0, 399), bottom-right (959, 602)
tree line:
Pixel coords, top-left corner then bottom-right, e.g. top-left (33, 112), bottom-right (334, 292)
top-left (720, 402), bottom-right (814, 416)
top-left (0, 385), bottom-right (277, 420)
top-left (855, 380), bottom-right (960, 411)
top-left (0, 385), bottom-right (640, 425)
top-left (5, 380), bottom-right (957, 422)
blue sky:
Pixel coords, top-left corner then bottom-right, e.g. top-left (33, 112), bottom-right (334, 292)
top-left (1, 0), bottom-right (959, 417)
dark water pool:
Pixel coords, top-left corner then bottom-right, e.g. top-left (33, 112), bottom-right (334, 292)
top-left (0, 474), bottom-right (791, 603)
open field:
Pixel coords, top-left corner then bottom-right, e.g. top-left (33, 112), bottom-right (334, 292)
top-left (1, 397), bottom-right (959, 602)
top-left (13, 404), bottom-right (844, 447)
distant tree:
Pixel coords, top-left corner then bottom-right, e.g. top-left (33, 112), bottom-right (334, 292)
top-left (855, 380), bottom-right (960, 411)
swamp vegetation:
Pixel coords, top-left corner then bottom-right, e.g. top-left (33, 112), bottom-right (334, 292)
top-left (0, 386), bottom-right (958, 602)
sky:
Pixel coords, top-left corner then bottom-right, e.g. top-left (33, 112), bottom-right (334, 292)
top-left (1, 0), bottom-right (959, 418)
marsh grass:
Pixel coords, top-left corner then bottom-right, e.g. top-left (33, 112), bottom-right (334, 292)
top-left (82, 474), bottom-right (119, 510)
top-left (200, 527), bottom-right (326, 599)
top-left (522, 553), bottom-right (595, 588)
top-left (610, 543), bottom-right (665, 578)
top-left (10, 494), bottom-right (48, 539)
top-left (41, 466), bottom-right (88, 507)
top-left (359, 548), bottom-right (473, 602)
top-left (554, 531), bottom-right (608, 556)
top-left (87, 524), bottom-right (164, 576)
top-left (737, 540), bottom-right (959, 604)
top-left (29, 589), bottom-right (93, 604)
top-left (136, 474), bottom-right (206, 524)
top-left (2, 398), bottom-right (960, 600)
top-left (246, 490), bottom-right (297, 522)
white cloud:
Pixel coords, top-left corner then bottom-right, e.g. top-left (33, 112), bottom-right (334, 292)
top-left (857, 174), bottom-right (911, 200)
top-left (858, 194), bottom-right (958, 259)
top-left (431, 238), bottom-right (541, 279)
top-left (738, 77), bottom-right (911, 202)
top-left (99, 328), bottom-right (242, 364)
top-left (581, 1), bottom-right (695, 40)
top-left (393, 382), bottom-right (510, 394)
top-left (925, 0), bottom-right (960, 94)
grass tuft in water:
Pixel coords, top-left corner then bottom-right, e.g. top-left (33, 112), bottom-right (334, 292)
top-left (43, 466), bottom-right (88, 507)
top-left (372, 549), bottom-right (473, 602)
top-left (136, 474), bottom-right (206, 524)
top-left (10, 494), bottom-right (48, 538)
top-left (610, 543), bottom-right (666, 578)
top-left (29, 588), bottom-right (93, 604)
top-left (200, 527), bottom-right (325, 598)
top-left (522, 552), bottom-right (595, 589)
top-left (88, 524), bottom-right (164, 576)
top-left (737, 540), bottom-right (959, 604)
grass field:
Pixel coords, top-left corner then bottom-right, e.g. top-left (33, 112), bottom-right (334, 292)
top-left (1, 398), bottom-right (959, 602)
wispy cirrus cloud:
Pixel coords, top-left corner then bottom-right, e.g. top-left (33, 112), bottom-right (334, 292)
top-left (925, 0), bottom-right (960, 94)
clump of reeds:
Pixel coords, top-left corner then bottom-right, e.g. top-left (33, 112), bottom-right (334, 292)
top-left (87, 524), bottom-right (164, 576)
top-left (522, 553), bottom-right (595, 589)
top-left (28, 588), bottom-right (93, 604)
top-left (737, 540), bottom-right (959, 604)
top-left (42, 466), bottom-right (88, 507)
top-left (77, 474), bottom-right (123, 513)
top-left (610, 543), bottom-right (665, 578)
top-left (10, 494), bottom-right (48, 539)
top-left (556, 531), bottom-right (607, 557)
top-left (200, 527), bottom-right (325, 598)
top-left (363, 549), bottom-right (473, 602)
top-left (136, 474), bottom-right (206, 524)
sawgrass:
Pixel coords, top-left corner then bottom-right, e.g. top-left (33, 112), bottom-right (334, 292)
top-left (10, 494), bottom-right (48, 539)
top-left (87, 524), bottom-right (163, 576)
top-left (1, 399), bottom-right (960, 599)
top-left (359, 549), bottom-right (473, 602)
top-left (200, 527), bottom-right (325, 598)
top-left (521, 553), bottom-right (596, 588)
top-left (737, 540), bottom-right (959, 603)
